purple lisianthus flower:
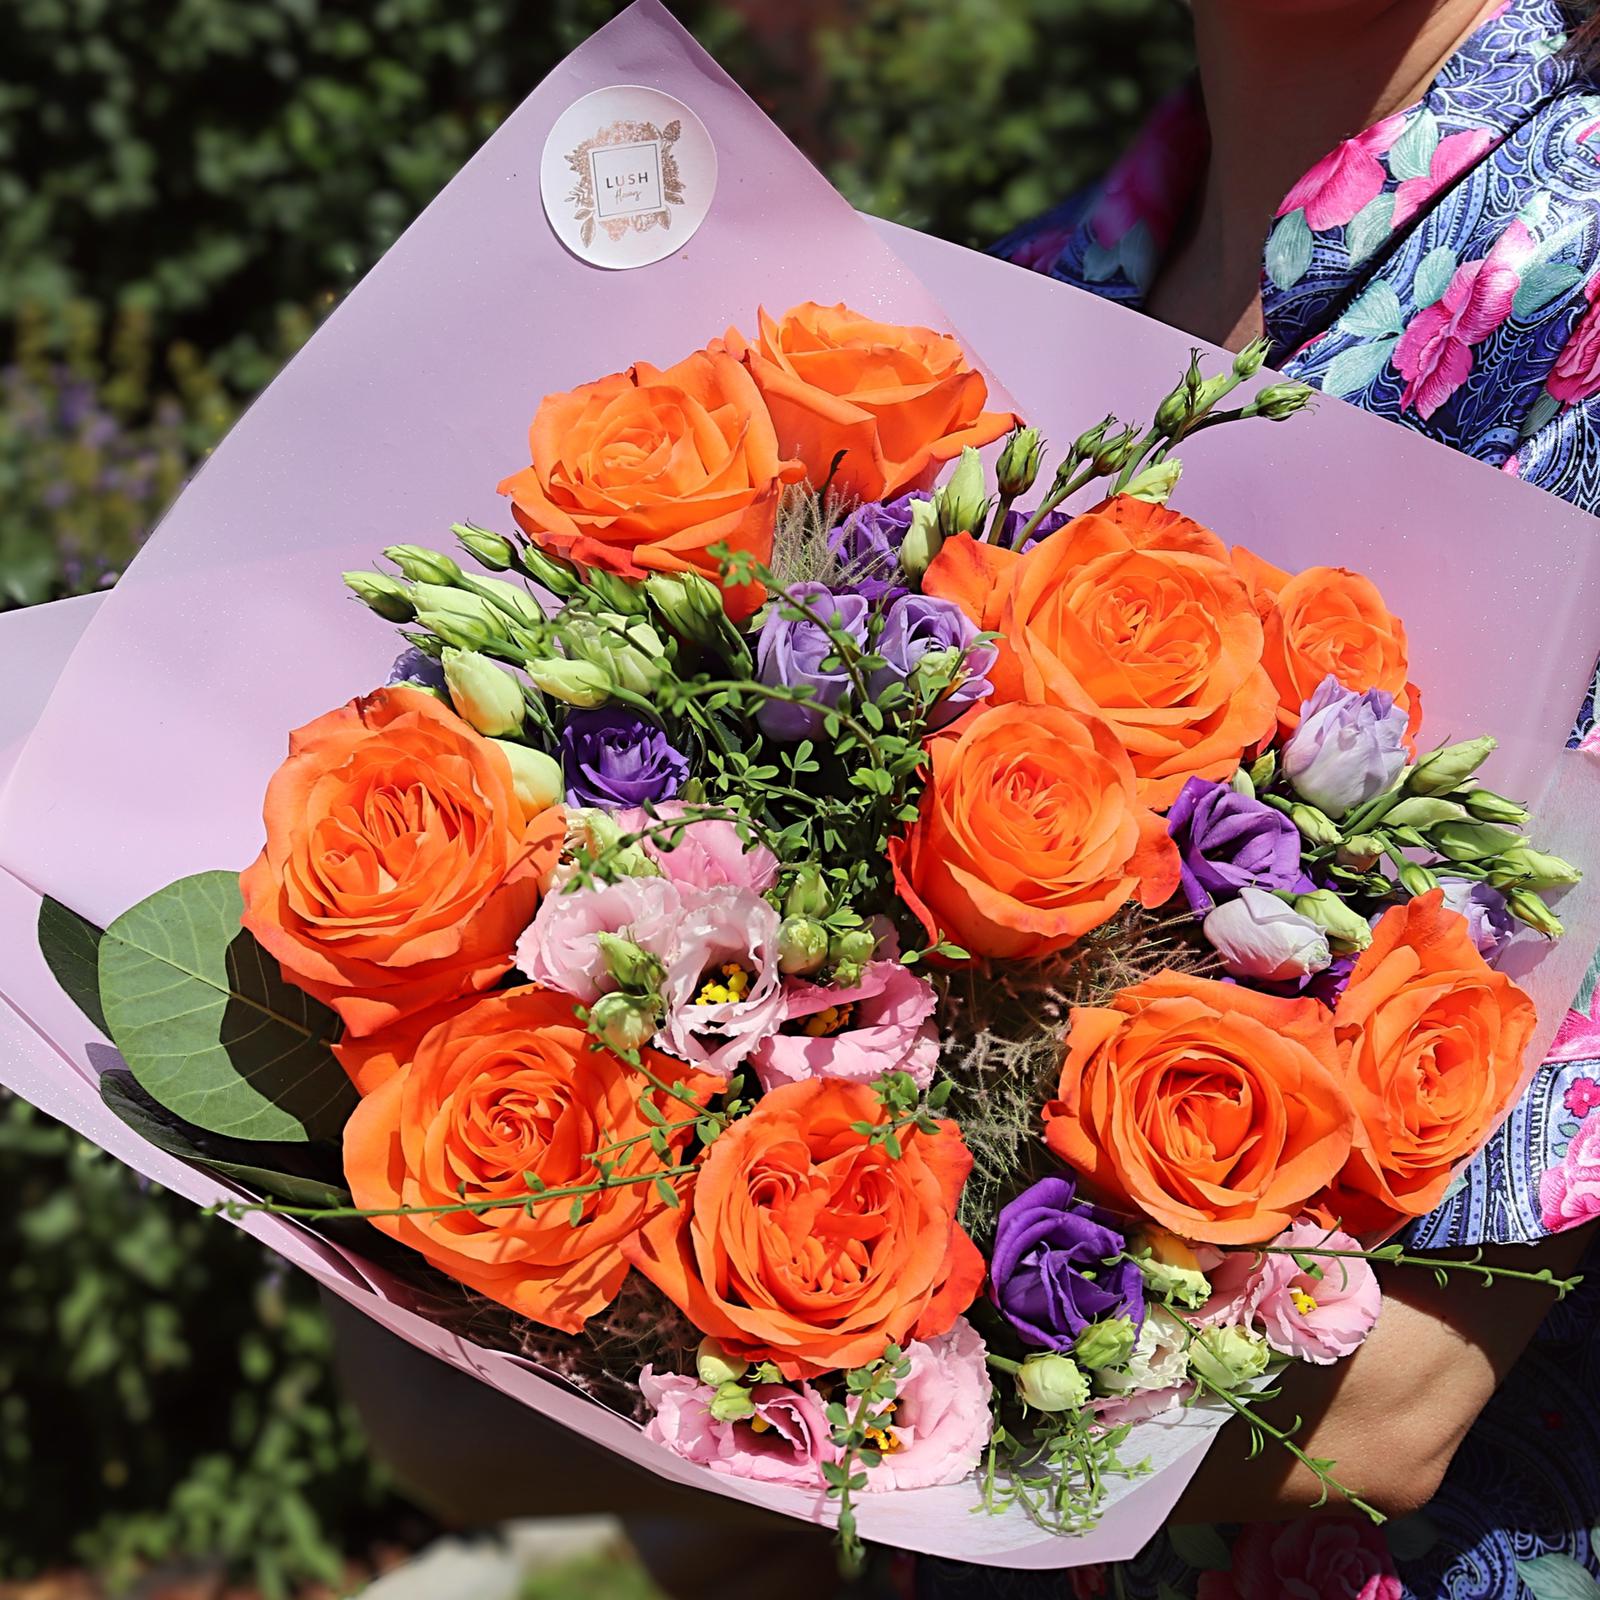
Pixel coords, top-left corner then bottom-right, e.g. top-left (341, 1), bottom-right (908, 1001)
top-left (561, 708), bottom-right (689, 808)
top-left (755, 582), bottom-right (870, 741)
top-left (828, 494), bottom-right (928, 601)
top-left (1439, 877), bottom-right (1519, 959)
top-left (1282, 675), bottom-right (1410, 818)
top-left (990, 1175), bottom-right (1145, 1352)
top-left (868, 593), bottom-right (996, 729)
top-left (1167, 776), bottom-right (1311, 917)
top-left (999, 505), bottom-right (1070, 549)
top-left (386, 647), bottom-right (447, 692)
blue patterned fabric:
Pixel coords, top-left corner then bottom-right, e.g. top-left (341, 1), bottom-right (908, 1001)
top-left (962, 3), bottom-right (1600, 1595)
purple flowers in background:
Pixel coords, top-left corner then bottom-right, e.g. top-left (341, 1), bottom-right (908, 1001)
top-left (755, 581), bottom-right (869, 741)
top-left (990, 1175), bottom-right (1145, 1351)
top-left (869, 593), bottom-right (996, 728)
top-left (1440, 877), bottom-right (1519, 958)
top-left (1282, 675), bottom-right (1410, 818)
top-left (828, 494), bottom-right (926, 601)
top-left (386, 647), bottom-right (447, 692)
top-left (1167, 777), bottom-right (1311, 917)
top-left (561, 708), bottom-right (689, 808)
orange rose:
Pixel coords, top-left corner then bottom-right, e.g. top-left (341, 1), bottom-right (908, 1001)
top-left (343, 985), bottom-right (714, 1333)
top-left (333, 997), bottom-right (474, 1095)
top-left (241, 687), bottom-right (563, 1037)
top-left (1043, 973), bottom-right (1357, 1244)
top-left (1231, 547), bottom-right (1420, 737)
top-left (497, 348), bottom-right (803, 622)
top-left (624, 1078), bottom-right (983, 1378)
top-left (1319, 891), bottom-right (1537, 1235)
top-left (721, 302), bottom-right (1015, 505)
top-left (888, 702), bottom-right (1180, 961)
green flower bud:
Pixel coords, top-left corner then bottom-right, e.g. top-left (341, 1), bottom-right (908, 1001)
top-left (935, 447), bottom-right (992, 539)
top-left (461, 573), bottom-right (546, 628)
top-left (1017, 1353), bottom-right (1090, 1413)
top-left (1233, 338), bottom-right (1270, 380)
top-left (1073, 1316), bottom-right (1138, 1372)
top-left (1152, 382), bottom-right (1190, 437)
top-left (1123, 460), bottom-right (1183, 504)
top-left (1335, 834), bottom-right (1383, 871)
top-left (588, 990), bottom-right (661, 1055)
top-left (646, 570), bottom-right (732, 652)
top-left (565, 806), bottom-right (659, 877)
top-left (1291, 803), bottom-right (1342, 848)
top-left (1507, 887), bottom-right (1564, 937)
top-left (1190, 1325), bottom-right (1270, 1392)
top-left (1408, 736), bottom-right (1497, 796)
top-left (561, 613), bottom-right (670, 696)
top-left (595, 933), bottom-right (666, 994)
top-left (1245, 381), bottom-right (1315, 422)
top-left (1130, 1228), bottom-right (1211, 1310)
top-left (996, 427), bottom-right (1044, 498)
top-left (1384, 796), bottom-right (1469, 828)
top-left (829, 927), bottom-right (877, 968)
top-left (1072, 416), bottom-right (1113, 461)
top-left (413, 583), bottom-right (510, 651)
top-left (695, 1337), bottom-right (749, 1389)
top-left (1092, 424), bottom-right (1142, 476)
top-left (385, 544), bottom-right (464, 586)
top-left (1430, 820), bottom-right (1525, 863)
top-left (1460, 787), bottom-right (1530, 826)
top-left (585, 567), bottom-right (649, 616)
top-left (1229, 765), bottom-right (1256, 801)
top-left (708, 1380), bottom-right (756, 1423)
top-left (1493, 844), bottom-right (1582, 891)
top-left (784, 866), bottom-right (832, 919)
top-left (899, 498), bottom-right (944, 581)
top-left (344, 570), bottom-right (415, 623)
top-left (910, 645), bottom-right (965, 702)
top-left (1247, 750), bottom-right (1278, 790)
top-left (1397, 861), bottom-right (1440, 898)
top-left (776, 917), bottom-right (830, 976)
top-left (488, 741), bottom-right (563, 814)
top-left (519, 543), bottom-right (585, 599)
top-left (453, 522), bottom-right (516, 572)
top-left (441, 648), bottom-right (525, 738)
top-left (1292, 889), bottom-right (1374, 952)
top-left (525, 656), bottom-right (612, 707)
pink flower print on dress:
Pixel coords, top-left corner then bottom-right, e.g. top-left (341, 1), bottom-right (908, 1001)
top-left (1392, 129), bottom-right (1497, 229)
top-left (1566, 1076), bottom-right (1600, 1117)
top-left (1547, 272), bottom-right (1600, 406)
top-left (1393, 221), bottom-right (1534, 419)
top-left (1548, 980), bottom-right (1600, 1063)
top-left (1277, 113), bottom-right (1407, 232)
top-left (1087, 89), bottom-right (1209, 255)
top-left (1540, 1111), bottom-right (1600, 1231)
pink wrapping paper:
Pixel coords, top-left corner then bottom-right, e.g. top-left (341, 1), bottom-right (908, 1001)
top-left (3, 0), bottom-right (1600, 1566)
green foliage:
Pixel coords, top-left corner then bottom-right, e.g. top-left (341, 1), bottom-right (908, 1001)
top-left (0, 1093), bottom-right (409, 1591)
top-left (521, 1549), bottom-right (670, 1600)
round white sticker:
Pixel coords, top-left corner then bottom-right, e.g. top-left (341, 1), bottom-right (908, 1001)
top-left (541, 86), bottom-right (717, 270)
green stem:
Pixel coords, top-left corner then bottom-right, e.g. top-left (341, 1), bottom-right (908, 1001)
top-left (1016, 462), bottom-right (1098, 544)
top-left (1233, 1242), bottom-right (1583, 1299)
top-left (986, 490), bottom-right (1018, 545)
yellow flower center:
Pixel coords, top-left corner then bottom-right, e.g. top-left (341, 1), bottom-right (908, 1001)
top-left (802, 1003), bottom-right (856, 1038)
top-left (1291, 1287), bottom-right (1318, 1316)
top-left (862, 1401), bottom-right (902, 1454)
top-left (748, 1415), bottom-right (772, 1434)
top-left (695, 962), bottom-right (753, 1006)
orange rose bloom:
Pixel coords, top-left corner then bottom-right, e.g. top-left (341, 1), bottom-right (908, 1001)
top-left (1231, 547), bottom-right (1420, 737)
top-left (497, 348), bottom-right (803, 622)
top-left (343, 985), bottom-right (714, 1334)
top-left (1043, 973), bottom-right (1357, 1244)
top-left (333, 997), bottom-right (475, 1095)
top-left (721, 302), bottom-right (1015, 505)
top-left (888, 702), bottom-right (1180, 961)
top-left (624, 1078), bottom-right (983, 1379)
top-left (1320, 892), bottom-right (1537, 1235)
top-left (241, 687), bottom-right (563, 1037)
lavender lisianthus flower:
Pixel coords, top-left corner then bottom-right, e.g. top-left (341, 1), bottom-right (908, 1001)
top-left (868, 593), bottom-right (997, 729)
top-left (386, 647), bottom-right (447, 692)
top-left (560, 708), bottom-right (689, 808)
top-left (1282, 675), bottom-right (1410, 818)
top-left (1000, 506), bottom-right (1070, 549)
top-left (1439, 877), bottom-right (1519, 959)
top-left (1167, 776), bottom-right (1311, 916)
top-left (990, 1175), bottom-right (1145, 1351)
top-left (828, 493), bottom-right (929, 601)
top-left (755, 582), bottom-right (870, 741)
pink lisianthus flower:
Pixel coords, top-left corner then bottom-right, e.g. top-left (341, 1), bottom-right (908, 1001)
top-left (658, 884), bottom-right (784, 1075)
top-left (1391, 128), bottom-right (1497, 229)
top-left (1202, 1219), bottom-right (1380, 1365)
top-left (1394, 221), bottom-right (1533, 419)
top-left (862, 1319), bottom-right (994, 1492)
top-left (1089, 1383), bottom-right (1191, 1428)
top-left (619, 802), bottom-right (780, 894)
top-left (515, 874), bottom-right (682, 1003)
top-left (750, 959), bottom-right (940, 1093)
top-left (1277, 112), bottom-right (1405, 232)
top-left (1540, 1111), bottom-right (1600, 1231)
top-left (1198, 1517), bottom-right (1402, 1600)
top-left (1547, 271), bottom-right (1600, 406)
top-left (639, 1368), bottom-right (838, 1487)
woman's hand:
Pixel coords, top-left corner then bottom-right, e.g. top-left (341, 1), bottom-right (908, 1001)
top-left (1172, 1221), bottom-right (1595, 1524)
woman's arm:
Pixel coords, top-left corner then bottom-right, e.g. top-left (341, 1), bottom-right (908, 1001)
top-left (1173, 1221), bottom-right (1596, 1524)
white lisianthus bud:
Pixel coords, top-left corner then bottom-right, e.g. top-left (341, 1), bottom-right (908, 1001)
top-left (696, 1337), bottom-right (749, 1388)
top-left (442, 648), bottom-right (526, 738)
top-left (489, 741), bottom-right (563, 815)
top-left (1190, 1325), bottom-right (1270, 1392)
top-left (1203, 887), bottom-right (1332, 983)
top-left (1016, 1353), bottom-right (1090, 1413)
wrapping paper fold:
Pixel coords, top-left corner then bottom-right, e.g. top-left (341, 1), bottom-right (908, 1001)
top-left (3, 0), bottom-right (1600, 1566)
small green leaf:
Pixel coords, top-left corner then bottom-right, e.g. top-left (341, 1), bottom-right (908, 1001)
top-left (1266, 208), bottom-right (1314, 290)
top-left (1389, 107), bottom-right (1440, 181)
top-left (1340, 280), bottom-right (1404, 339)
top-left (1514, 1553), bottom-right (1600, 1600)
top-left (1515, 261), bottom-right (1585, 320)
top-left (1321, 336), bottom-right (1399, 398)
top-left (1414, 246), bottom-right (1459, 309)
top-left (1347, 193), bottom-right (1397, 266)
top-left (38, 895), bottom-right (109, 1036)
top-left (98, 871), bottom-right (354, 1142)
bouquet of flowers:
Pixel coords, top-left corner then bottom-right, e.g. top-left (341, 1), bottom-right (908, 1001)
top-left (5, 1), bottom-right (1600, 1570)
top-left (43, 291), bottom-right (1586, 1562)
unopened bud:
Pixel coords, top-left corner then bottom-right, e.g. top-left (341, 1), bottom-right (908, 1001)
top-left (1397, 861), bottom-right (1440, 898)
top-left (708, 1380), bottom-right (756, 1423)
top-left (489, 741), bottom-right (563, 814)
top-left (1335, 833), bottom-right (1384, 871)
top-left (696, 1337), bottom-right (749, 1389)
top-left (1247, 750), bottom-right (1278, 790)
top-left (1092, 424), bottom-right (1142, 476)
top-left (595, 933), bottom-right (666, 994)
top-left (898, 498), bottom-right (944, 581)
top-left (996, 427), bottom-right (1044, 498)
top-left (1493, 845), bottom-right (1582, 891)
top-left (1072, 416), bottom-right (1113, 460)
top-left (1233, 338), bottom-right (1270, 379)
top-left (1460, 787), bottom-right (1530, 826)
top-left (1074, 1316), bottom-right (1137, 1372)
top-left (1123, 459), bottom-right (1182, 504)
top-left (1384, 797), bottom-right (1469, 828)
top-left (413, 584), bottom-right (509, 650)
top-left (1292, 889), bottom-right (1374, 952)
top-left (525, 656), bottom-right (612, 707)
top-left (453, 522), bottom-right (516, 571)
top-left (1431, 820), bottom-right (1525, 863)
top-left (385, 544), bottom-right (464, 586)
top-left (519, 543), bottom-right (585, 599)
top-left (785, 866), bottom-right (831, 919)
top-left (1190, 1325), bottom-right (1270, 1391)
top-left (442, 648), bottom-right (525, 738)
top-left (588, 990), bottom-right (661, 1054)
top-left (461, 573), bottom-right (546, 628)
top-left (1291, 804), bottom-right (1342, 848)
top-left (647, 570), bottom-right (731, 652)
top-left (344, 570), bottom-right (415, 622)
top-left (935, 447), bottom-right (991, 540)
top-left (777, 917), bottom-right (830, 976)
top-left (1408, 736), bottom-right (1497, 796)
top-left (585, 567), bottom-right (649, 616)
top-left (1507, 888), bottom-right (1564, 937)
top-left (1017, 1353), bottom-right (1089, 1413)
top-left (1245, 381), bottom-right (1315, 421)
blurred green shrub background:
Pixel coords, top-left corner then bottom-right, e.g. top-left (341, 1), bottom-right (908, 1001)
top-left (0, 0), bottom-right (1187, 1589)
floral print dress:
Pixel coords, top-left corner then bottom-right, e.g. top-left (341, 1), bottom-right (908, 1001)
top-left (924, 1), bottom-right (1600, 1595)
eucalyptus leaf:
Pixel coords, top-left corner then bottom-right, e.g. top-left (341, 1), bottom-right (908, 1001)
top-left (1266, 208), bottom-right (1314, 291)
top-left (37, 895), bottom-right (109, 1036)
top-left (98, 870), bottom-right (354, 1141)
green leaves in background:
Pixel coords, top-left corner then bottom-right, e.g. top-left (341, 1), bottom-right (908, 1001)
top-left (97, 870), bottom-right (354, 1142)
top-left (38, 893), bottom-right (109, 1036)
